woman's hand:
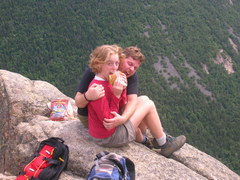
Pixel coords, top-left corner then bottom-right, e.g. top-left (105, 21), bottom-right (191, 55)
top-left (112, 73), bottom-right (127, 98)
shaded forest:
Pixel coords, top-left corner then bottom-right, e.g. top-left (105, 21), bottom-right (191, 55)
top-left (0, 0), bottom-right (239, 174)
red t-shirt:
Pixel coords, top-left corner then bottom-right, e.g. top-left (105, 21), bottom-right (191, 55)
top-left (88, 79), bottom-right (126, 139)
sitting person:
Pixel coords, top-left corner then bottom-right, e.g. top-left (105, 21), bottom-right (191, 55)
top-left (82, 44), bottom-right (186, 157)
top-left (75, 46), bottom-right (145, 130)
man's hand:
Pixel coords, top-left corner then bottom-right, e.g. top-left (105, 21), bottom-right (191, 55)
top-left (75, 83), bottom-right (105, 108)
top-left (103, 112), bottom-right (125, 129)
top-left (86, 83), bottom-right (105, 101)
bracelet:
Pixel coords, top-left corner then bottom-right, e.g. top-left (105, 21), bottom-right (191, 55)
top-left (83, 92), bottom-right (91, 102)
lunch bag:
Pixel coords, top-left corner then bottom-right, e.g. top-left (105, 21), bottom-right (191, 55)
top-left (48, 99), bottom-right (74, 121)
top-left (87, 151), bottom-right (135, 180)
top-left (16, 137), bottom-right (69, 180)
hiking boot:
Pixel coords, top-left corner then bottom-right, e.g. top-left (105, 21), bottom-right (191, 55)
top-left (152, 135), bottom-right (186, 157)
top-left (141, 138), bottom-right (153, 149)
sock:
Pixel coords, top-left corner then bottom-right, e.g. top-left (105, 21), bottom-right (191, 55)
top-left (141, 135), bottom-right (147, 144)
top-left (156, 133), bottom-right (166, 146)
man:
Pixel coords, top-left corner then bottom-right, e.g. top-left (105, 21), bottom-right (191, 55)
top-left (75, 46), bottom-right (186, 157)
top-left (75, 46), bottom-right (143, 128)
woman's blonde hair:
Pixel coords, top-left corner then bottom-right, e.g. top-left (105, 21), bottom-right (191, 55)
top-left (89, 44), bottom-right (125, 73)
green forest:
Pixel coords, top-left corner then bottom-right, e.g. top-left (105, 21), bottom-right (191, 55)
top-left (1, 0), bottom-right (239, 174)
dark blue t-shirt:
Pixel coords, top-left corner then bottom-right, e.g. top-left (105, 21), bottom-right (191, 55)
top-left (77, 68), bottom-right (138, 116)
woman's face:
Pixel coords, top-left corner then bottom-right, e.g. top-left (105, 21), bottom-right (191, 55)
top-left (98, 53), bottom-right (119, 80)
top-left (119, 57), bottom-right (141, 77)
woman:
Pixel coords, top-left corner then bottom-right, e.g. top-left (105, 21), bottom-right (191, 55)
top-left (87, 44), bottom-right (135, 147)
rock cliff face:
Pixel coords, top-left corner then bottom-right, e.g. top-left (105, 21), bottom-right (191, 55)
top-left (0, 70), bottom-right (239, 180)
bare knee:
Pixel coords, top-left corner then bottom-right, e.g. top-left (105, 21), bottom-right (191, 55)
top-left (137, 95), bottom-right (150, 103)
top-left (145, 98), bottom-right (155, 109)
top-left (138, 96), bottom-right (155, 106)
top-left (137, 96), bottom-right (155, 110)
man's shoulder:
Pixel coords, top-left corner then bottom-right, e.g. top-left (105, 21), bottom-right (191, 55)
top-left (127, 73), bottom-right (138, 81)
top-left (82, 68), bottom-right (96, 80)
top-left (84, 68), bottom-right (95, 75)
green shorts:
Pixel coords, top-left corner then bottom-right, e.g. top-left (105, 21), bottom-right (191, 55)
top-left (78, 114), bottom-right (88, 128)
top-left (91, 120), bottom-right (136, 147)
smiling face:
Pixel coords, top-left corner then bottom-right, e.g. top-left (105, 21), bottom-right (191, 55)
top-left (118, 57), bottom-right (141, 77)
top-left (97, 53), bottom-right (119, 80)
top-left (89, 44), bottom-right (124, 76)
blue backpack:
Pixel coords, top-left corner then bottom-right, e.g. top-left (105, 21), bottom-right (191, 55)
top-left (87, 151), bottom-right (135, 180)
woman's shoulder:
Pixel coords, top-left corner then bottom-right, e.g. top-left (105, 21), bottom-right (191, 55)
top-left (90, 79), bottom-right (109, 86)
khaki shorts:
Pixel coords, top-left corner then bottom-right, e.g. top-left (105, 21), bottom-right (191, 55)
top-left (91, 120), bottom-right (136, 147)
top-left (78, 114), bottom-right (88, 128)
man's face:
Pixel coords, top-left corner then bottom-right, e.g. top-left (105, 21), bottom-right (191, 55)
top-left (119, 57), bottom-right (141, 78)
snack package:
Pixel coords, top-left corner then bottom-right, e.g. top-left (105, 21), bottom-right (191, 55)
top-left (109, 71), bottom-right (127, 86)
top-left (48, 99), bottom-right (73, 121)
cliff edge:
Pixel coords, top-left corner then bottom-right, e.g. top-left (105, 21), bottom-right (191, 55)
top-left (0, 70), bottom-right (239, 180)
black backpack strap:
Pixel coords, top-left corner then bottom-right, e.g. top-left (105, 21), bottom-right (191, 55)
top-left (95, 151), bottom-right (109, 160)
top-left (38, 137), bottom-right (69, 180)
top-left (43, 157), bottom-right (62, 165)
top-left (52, 144), bottom-right (69, 180)
top-left (52, 137), bottom-right (65, 144)
top-left (125, 157), bottom-right (135, 180)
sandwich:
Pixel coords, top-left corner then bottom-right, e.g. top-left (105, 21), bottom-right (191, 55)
top-left (109, 71), bottom-right (127, 86)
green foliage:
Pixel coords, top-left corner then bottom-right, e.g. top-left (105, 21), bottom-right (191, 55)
top-left (0, 0), bottom-right (240, 174)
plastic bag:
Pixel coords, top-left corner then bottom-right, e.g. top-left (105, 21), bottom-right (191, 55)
top-left (48, 99), bottom-right (73, 121)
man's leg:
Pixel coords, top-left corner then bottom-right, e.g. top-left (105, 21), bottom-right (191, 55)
top-left (130, 96), bottom-right (164, 139)
top-left (130, 95), bottom-right (186, 157)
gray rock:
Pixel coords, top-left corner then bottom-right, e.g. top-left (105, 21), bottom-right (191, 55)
top-left (0, 70), bottom-right (239, 180)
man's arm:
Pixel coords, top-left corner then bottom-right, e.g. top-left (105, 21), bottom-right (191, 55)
top-left (75, 83), bottom-right (105, 108)
top-left (103, 94), bottom-right (137, 129)
top-left (112, 72), bottom-right (137, 122)
top-left (75, 92), bottom-right (89, 108)
top-left (75, 68), bottom-right (105, 108)
top-left (121, 94), bottom-right (137, 122)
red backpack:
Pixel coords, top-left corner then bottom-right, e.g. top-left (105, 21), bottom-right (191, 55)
top-left (16, 137), bottom-right (69, 180)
